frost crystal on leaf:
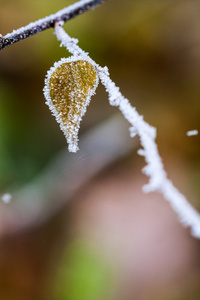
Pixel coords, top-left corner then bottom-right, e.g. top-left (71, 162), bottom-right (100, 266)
top-left (43, 57), bottom-right (99, 152)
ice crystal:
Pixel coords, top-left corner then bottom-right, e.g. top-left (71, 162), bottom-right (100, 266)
top-left (44, 57), bottom-right (99, 152)
top-left (187, 130), bottom-right (198, 136)
top-left (1, 193), bottom-right (12, 204)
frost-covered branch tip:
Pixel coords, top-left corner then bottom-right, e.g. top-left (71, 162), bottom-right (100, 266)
top-left (98, 64), bottom-right (200, 239)
top-left (46, 23), bottom-right (200, 239)
top-left (0, 0), bottom-right (106, 51)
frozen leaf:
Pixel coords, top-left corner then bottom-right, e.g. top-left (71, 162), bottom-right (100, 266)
top-left (44, 57), bottom-right (99, 152)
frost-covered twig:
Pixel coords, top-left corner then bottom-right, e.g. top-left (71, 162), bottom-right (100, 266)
top-left (0, 0), bottom-right (106, 51)
top-left (53, 23), bottom-right (200, 238)
top-left (99, 69), bottom-right (200, 238)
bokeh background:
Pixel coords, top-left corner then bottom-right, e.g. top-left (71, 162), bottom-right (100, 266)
top-left (0, 0), bottom-right (200, 299)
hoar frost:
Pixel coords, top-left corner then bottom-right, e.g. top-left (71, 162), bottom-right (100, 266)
top-left (43, 22), bottom-right (200, 239)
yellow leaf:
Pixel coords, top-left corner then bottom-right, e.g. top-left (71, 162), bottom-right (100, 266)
top-left (44, 58), bottom-right (99, 152)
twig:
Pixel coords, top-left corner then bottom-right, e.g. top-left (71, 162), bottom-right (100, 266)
top-left (53, 23), bottom-right (200, 238)
top-left (0, 0), bottom-right (106, 51)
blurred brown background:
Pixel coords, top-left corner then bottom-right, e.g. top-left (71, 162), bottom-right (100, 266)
top-left (0, 0), bottom-right (200, 299)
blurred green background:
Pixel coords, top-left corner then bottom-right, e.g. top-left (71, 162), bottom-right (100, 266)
top-left (0, 0), bottom-right (200, 299)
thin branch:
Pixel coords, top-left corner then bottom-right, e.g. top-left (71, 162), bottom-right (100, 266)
top-left (53, 24), bottom-right (200, 238)
top-left (0, 0), bottom-right (106, 51)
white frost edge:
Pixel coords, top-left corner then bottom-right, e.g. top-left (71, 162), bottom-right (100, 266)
top-left (4, 0), bottom-right (96, 39)
top-left (51, 24), bottom-right (200, 238)
top-left (43, 55), bottom-right (99, 153)
top-left (187, 130), bottom-right (198, 136)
